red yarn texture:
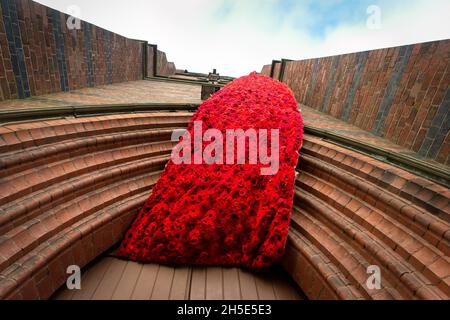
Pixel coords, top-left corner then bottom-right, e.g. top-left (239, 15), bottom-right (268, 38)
top-left (117, 73), bottom-right (303, 270)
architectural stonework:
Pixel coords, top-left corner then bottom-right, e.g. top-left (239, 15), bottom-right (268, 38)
top-left (0, 103), bottom-right (448, 300)
top-left (263, 40), bottom-right (450, 165)
top-left (0, 0), bottom-right (176, 101)
top-left (0, 0), bottom-right (449, 302)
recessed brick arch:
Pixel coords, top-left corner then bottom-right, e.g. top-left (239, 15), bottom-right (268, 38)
top-left (0, 110), bottom-right (448, 300)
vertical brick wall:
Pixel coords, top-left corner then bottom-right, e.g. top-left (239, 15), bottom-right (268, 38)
top-left (0, 0), bottom-right (146, 101)
top-left (272, 61), bottom-right (281, 80)
top-left (145, 45), bottom-right (176, 78)
top-left (263, 40), bottom-right (450, 165)
top-left (146, 45), bottom-right (155, 77)
top-left (261, 64), bottom-right (271, 76)
top-left (156, 49), bottom-right (176, 77)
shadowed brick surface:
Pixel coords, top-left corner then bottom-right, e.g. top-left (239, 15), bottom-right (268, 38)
top-left (273, 62), bottom-right (281, 80)
top-left (372, 45), bottom-right (413, 135)
top-left (1, 0), bottom-right (31, 99)
top-left (321, 56), bottom-right (340, 113)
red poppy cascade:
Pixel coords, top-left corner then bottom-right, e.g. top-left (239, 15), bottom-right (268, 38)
top-left (117, 72), bottom-right (304, 270)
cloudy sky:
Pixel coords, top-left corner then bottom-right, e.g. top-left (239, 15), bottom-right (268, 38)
top-left (36, 0), bottom-right (450, 77)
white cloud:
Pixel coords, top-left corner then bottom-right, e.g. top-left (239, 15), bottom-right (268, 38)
top-left (315, 0), bottom-right (450, 58)
top-left (34, 0), bottom-right (450, 77)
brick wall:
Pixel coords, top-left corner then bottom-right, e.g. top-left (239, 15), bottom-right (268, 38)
top-left (145, 45), bottom-right (176, 78)
top-left (263, 40), bottom-right (450, 165)
top-left (146, 45), bottom-right (155, 77)
top-left (156, 49), bottom-right (176, 77)
top-left (272, 61), bottom-right (281, 80)
top-left (0, 0), bottom-right (177, 102)
top-left (261, 64), bottom-right (271, 76)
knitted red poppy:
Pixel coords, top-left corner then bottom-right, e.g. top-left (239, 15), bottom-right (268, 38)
top-left (117, 72), bottom-right (303, 270)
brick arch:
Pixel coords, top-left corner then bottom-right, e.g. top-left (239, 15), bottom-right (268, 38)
top-left (0, 112), bottom-right (190, 299)
top-left (0, 112), bottom-right (449, 300)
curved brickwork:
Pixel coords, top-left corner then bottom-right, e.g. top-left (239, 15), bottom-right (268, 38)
top-left (0, 111), bottom-right (449, 300)
top-left (283, 135), bottom-right (450, 300)
top-left (0, 112), bottom-right (191, 299)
